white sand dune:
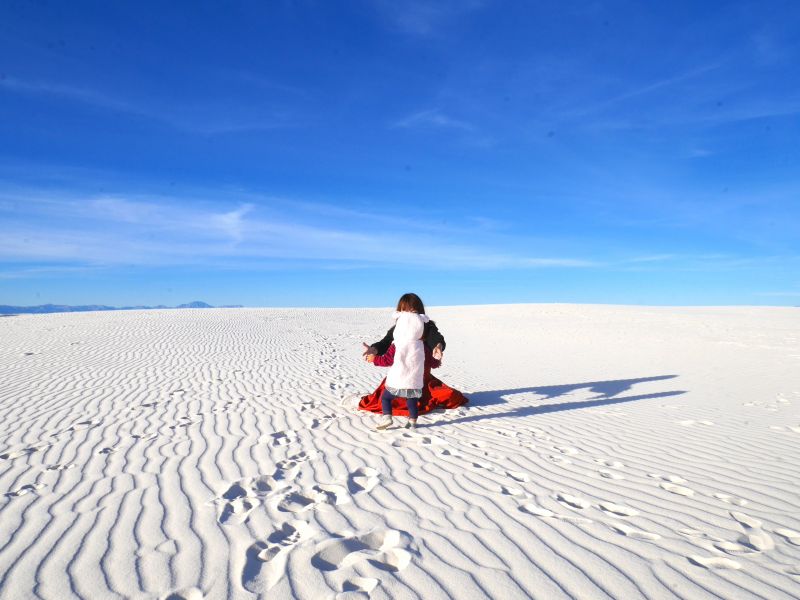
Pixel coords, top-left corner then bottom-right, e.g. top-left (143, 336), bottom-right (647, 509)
top-left (1, 304), bottom-right (799, 599)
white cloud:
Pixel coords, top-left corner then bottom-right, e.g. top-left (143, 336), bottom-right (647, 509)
top-left (0, 190), bottom-right (592, 271)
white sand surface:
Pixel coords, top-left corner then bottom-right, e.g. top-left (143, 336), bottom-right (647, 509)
top-left (1, 304), bottom-right (799, 599)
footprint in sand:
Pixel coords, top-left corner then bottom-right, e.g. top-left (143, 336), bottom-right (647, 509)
top-left (731, 511), bottom-right (774, 551)
top-left (554, 446), bottom-right (579, 456)
top-left (648, 473), bottom-right (687, 484)
top-left (470, 460), bottom-right (496, 472)
top-left (216, 454), bottom-right (312, 524)
top-left (730, 511), bottom-right (761, 530)
top-left (277, 490), bottom-right (322, 514)
top-left (713, 541), bottom-right (758, 556)
top-left (786, 565), bottom-right (800, 576)
top-left (607, 523), bottom-right (661, 541)
top-left (339, 576), bottom-right (379, 597)
top-left (660, 482), bottom-right (694, 496)
top-left (0, 444), bottom-right (48, 460)
top-left (547, 454), bottom-right (572, 465)
top-left (313, 483), bottom-right (352, 506)
top-left (499, 485), bottom-right (530, 498)
top-left (713, 493), bottom-right (748, 506)
top-left (311, 528), bottom-right (412, 573)
top-left (309, 416), bottom-right (335, 430)
top-left (520, 504), bottom-right (556, 518)
top-left (439, 448), bottom-right (464, 459)
top-left (44, 463), bottom-right (75, 471)
top-left (556, 492), bottom-right (591, 510)
top-left (689, 555), bottom-right (742, 570)
top-left (598, 502), bottom-right (639, 517)
top-left (649, 473), bottom-right (691, 495)
top-left (218, 482), bottom-right (261, 524)
top-left (211, 401), bottom-right (235, 414)
top-left (5, 483), bottom-right (46, 498)
top-left (391, 433), bottom-right (447, 448)
top-left (594, 458), bottom-right (625, 470)
top-left (490, 429), bottom-right (517, 439)
top-left (598, 469), bottom-right (624, 480)
top-left (347, 467), bottom-right (379, 494)
top-left (168, 417), bottom-right (197, 431)
top-left (505, 470), bottom-right (530, 483)
top-left (775, 528), bottom-right (800, 546)
top-left (268, 430), bottom-right (299, 447)
top-left (273, 452), bottom-right (313, 482)
top-left (242, 520), bottom-right (315, 593)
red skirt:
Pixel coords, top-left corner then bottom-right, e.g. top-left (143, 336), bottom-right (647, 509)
top-left (358, 373), bottom-right (468, 415)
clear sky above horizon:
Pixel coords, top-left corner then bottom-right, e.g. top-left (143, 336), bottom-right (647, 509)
top-left (1, 0), bottom-right (799, 308)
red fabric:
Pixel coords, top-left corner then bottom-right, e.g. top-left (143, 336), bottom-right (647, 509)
top-left (358, 372), bottom-right (469, 415)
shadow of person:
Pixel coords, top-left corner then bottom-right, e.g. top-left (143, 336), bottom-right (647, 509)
top-left (444, 375), bottom-right (685, 426)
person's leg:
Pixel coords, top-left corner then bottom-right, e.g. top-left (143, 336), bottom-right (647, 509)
top-left (405, 397), bottom-right (419, 428)
top-left (380, 389), bottom-right (394, 415)
top-left (376, 390), bottom-right (395, 429)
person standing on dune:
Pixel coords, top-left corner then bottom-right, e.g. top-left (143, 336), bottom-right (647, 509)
top-left (369, 308), bottom-right (430, 430)
top-left (360, 293), bottom-right (467, 426)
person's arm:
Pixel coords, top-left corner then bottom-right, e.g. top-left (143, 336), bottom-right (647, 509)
top-left (424, 321), bottom-right (446, 355)
top-left (373, 344), bottom-right (395, 367)
top-left (426, 348), bottom-right (441, 369)
top-left (371, 326), bottom-right (395, 356)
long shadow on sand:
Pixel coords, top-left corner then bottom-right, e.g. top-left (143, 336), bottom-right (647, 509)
top-left (441, 375), bottom-right (686, 426)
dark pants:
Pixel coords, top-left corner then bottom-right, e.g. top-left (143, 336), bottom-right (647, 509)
top-left (381, 389), bottom-right (419, 420)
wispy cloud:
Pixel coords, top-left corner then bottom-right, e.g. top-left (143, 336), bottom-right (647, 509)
top-left (0, 76), bottom-right (139, 113)
top-left (0, 265), bottom-right (105, 280)
top-left (580, 64), bottom-right (723, 116)
top-left (0, 76), bottom-right (297, 134)
top-left (393, 108), bottom-right (473, 130)
top-left (0, 189), bottom-right (592, 271)
top-left (371, 0), bottom-right (486, 36)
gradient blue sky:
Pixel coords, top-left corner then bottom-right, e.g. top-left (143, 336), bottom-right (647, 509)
top-left (1, 1), bottom-right (799, 307)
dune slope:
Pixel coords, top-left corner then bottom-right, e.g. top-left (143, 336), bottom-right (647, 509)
top-left (1, 305), bottom-right (799, 599)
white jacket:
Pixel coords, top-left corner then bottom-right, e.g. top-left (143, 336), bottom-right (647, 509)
top-left (385, 311), bottom-right (430, 390)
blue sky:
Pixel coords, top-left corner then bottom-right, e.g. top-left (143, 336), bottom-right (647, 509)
top-left (1, 0), bottom-right (799, 307)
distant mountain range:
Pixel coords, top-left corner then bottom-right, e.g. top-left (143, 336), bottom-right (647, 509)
top-left (0, 301), bottom-right (243, 315)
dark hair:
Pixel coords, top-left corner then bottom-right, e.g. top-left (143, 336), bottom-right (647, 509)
top-left (396, 292), bottom-right (425, 314)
